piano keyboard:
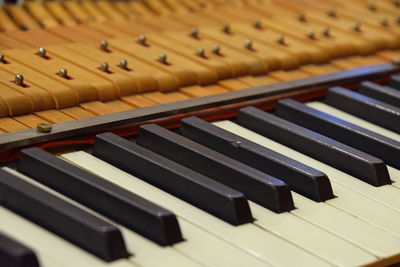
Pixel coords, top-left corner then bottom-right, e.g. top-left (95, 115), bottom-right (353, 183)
top-left (1, 73), bottom-right (400, 267)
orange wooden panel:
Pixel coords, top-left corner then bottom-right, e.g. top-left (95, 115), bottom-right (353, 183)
top-left (103, 100), bottom-right (135, 112)
top-left (180, 85), bottom-right (229, 97)
top-left (60, 107), bottom-right (96, 120)
top-left (238, 75), bottom-right (280, 87)
top-left (142, 91), bottom-right (185, 104)
top-left (166, 92), bottom-right (190, 101)
top-left (35, 110), bottom-right (75, 123)
top-left (24, 1), bottom-right (60, 28)
top-left (269, 70), bottom-right (310, 81)
top-left (0, 8), bottom-right (18, 32)
top-left (45, 1), bottom-right (77, 27)
top-left (13, 114), bottom-right (50, 128)
top-left (80, 101), bottom-right (125, 115)
top-left (6, 29), bottom-right (68, 47)
top-left (218, 79), bottom-right (249, 90)
top-left (122, 95), bottom-right (158, 108)
top-left (300, 64), bottom-right (340, 75)
top-left (4, 4), bottom-right (40, 30)
top-left (377, 50), bottom-right (400, 61)
top-left (0, 117), bottom-right (30, 132)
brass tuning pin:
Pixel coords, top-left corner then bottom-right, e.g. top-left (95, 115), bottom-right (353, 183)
top-left (100, 40), bottom-right (108, 51)
top-left (100, 62), bottom-right (109, 72)
top-left (191, 27), bottom-right (199, 38)
top-left (119, 59), bottom-right (128, 70)
top-left (307, 29), bottom-right (315, 39)
top-left (0, 53), bottom-right (5, 63)
top-left (197, 48), bottom-right (206, 58)
top-left (323, 27), bottom-right (330, 37)
top-left (15, 74), bottom-right (24, 86)
top-left (138, 34), bottom-right (147, 45)
top-left (298, 12), bottom-right (306, 22)
top-left (212, 44), bottom-right (221, 55)
top-left (222, 23), bottom-right (231, 34)
top-left (158, 53), bottom-right (167, 64)
top-left (277, 34), bottom-right (285, 45)
top-left (59, 68), bottom-right (68, 78)
top-left (381, 17), bottom-right (389, 26)
top-left (245, 39), bottom-right (253, 50)
top-left (37, 47), bottom-right (46, 58)
top-left (253, 19), bottom-right (262, 29)
top-left (353, 21), bottom-right (361, 32)
top-left (328, 7), bottom-right (336, 17)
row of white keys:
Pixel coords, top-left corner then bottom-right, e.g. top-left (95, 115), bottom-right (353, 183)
top-left (3, 167), bottom-right (204, 267)
top-left (307, 101), bottom-right (400, 189)
top-left (2, 167), bottom-right (139, 267)
top-left (61, 151), bottom-right (332, 267)
top-left (215, 121), bottom-right (400, 265)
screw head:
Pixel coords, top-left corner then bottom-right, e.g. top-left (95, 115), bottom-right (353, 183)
top-left (119, 59), bottom-right (128, 70)
top-left (197, 48), bottom-right (205, 58)
top-left (328, 7), bottom-right (336, 17)
top-left (222, 23), bottom-right (231, 33)
top-left (298, 12), bottom-right (306, 22)
top-left (59, 68), bottom-right (68, 78)
top-left (138, 34), bottom-right (147, 45)
top-left (353, 21), bottom-right (361, 32)
top-left (191, 27), bottom-right (199, 38)
top-left (15, 74), bottom-right (24, 86)
top-left (212, 44), bottom-right (221, 55)
top-left (100, 61), bottom-right (109, 72)
top-left (37, 47), bottom-right (46, 58)
top-left (277, 34), bottom-right (285, 44)
top-left (100, 40), bottom-right (108, 51)
top-left (158, 53), bottom-right (167, 64)
top-left (36, 123), bottom-right (52, 133)
top-left (245, 39), bottom-right (253, 50)
top-left (307, 29), bottom-right (315, 39)
top-left (253, 19), bottom-right (262, 29)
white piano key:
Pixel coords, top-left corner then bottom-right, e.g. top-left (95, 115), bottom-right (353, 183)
top-left (291, 193), bottom-right (400, 265)
top-left (0, 204), bottom-right (136, 267)
top-left (215, 121), bottom-right (400, 238)
top-left (308, 101), bottom-right (400, 189)
top-left (62, 151), bottom-right (331, 267)
top-left (3, 167), bottom-right (200, 267)
top-left (215, 120), bottom-right (400, 212)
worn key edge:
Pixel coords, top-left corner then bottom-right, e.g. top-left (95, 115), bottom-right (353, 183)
top-left (94, 132), bottom-right (254, 225)
top-left (0, 168), bottom-right (129, 262)
top-left (179, 116), bottom-right (334, 202)
top-left (17, 147), bottom-right (183, 246)
top-left (237, 106), bottom-right (391, 187)
top-left (137, 124), bottom-right (294, 213)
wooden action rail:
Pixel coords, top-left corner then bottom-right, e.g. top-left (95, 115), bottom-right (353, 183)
top-left (0, 0), bottom-right (400, 134)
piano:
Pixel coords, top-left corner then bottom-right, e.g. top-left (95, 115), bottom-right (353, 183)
top-left (0, 0), bottom-right (400, 266)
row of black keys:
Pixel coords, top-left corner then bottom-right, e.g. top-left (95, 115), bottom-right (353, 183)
top-left (1, 79), bottom-right (400, 267)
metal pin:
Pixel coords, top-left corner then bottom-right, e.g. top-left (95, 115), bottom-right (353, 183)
top-left (100, 40), bottom-right (108, 51)
top-left (222, 23), bottom-right (230, 33)
top-left (158, 53), bottom-right (167, 64)
top-left (328, 7), bottom-right (336, 17)
top-left (119, 59), bottom-right (128, 70)
top-left (138, 34), bottom-right (147, 45)
top-left (59, 68), bottom-right (68, 78)
top-left (353, 21), bottom-right (361, 32)
top-left (36, 123), bottom-right (52, 133)
top-left (191, 27), bottom-right (199, 38)
top-left (253, 19), bottom-right (262, 29)
top-left (298, 12), bottom-right (306, 22)
top-left (323, 26), bottom-right (330, 37)
top-left (307, 29), bottom-right (315, 39)
top-left (0, 53), bottom-right (4, 63)
top-left (197, 48), bottom-right (205, 58)
top-left (37, 47), bottom-right (46, 58)
top-left (277, 34), bottom-right (285, 44)
top-left (245, 39), bottom-right (253, 50)
top-left (15, 74), bottom-right (24, 86)
top-left (212, 44), bottom-right (221, 55)
top-left (381, 16), bottom-right (389, 26)
top-left (368, 1), bottom-right (376, 10)
top-left (100, 62), bottom-right (109, 72)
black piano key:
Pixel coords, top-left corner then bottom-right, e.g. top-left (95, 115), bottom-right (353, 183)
top-left (388, 75), bottom-right (400, 90)
top-left (276, 98), bottom-right (400, 170)
top-left (359, 81), bottom-right (400, 107)
top-left (93, 132), bottom-right (253, 226)
top-left (178, 117), bottom-right (334, 202)
top-left (137, 124), bottom-right (294, 213)
top-left (0, 232), bottom-right (40, 267)
top-left (17, 148), bottom-right (182, 247)
top-left (326, 87), bottom-right (400, 134)
top-left (0, 168), bottom-right (128, 262)
top-left (237, 107), bottom-right (391, 186)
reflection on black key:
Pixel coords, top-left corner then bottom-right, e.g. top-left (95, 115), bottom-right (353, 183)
top-left (178, 117), bottom-right (333, 202)
top-left (17, 148), bottom-right (182, 246)
top-left (388, 75), bottom-right (400, 90)
top-left (94, 132), bottom-right (253, 225)
top-left (0, 168), bottom-right (128, 261)
top-left (276, 98), bottom-right (400, 170)
top-left (359, 81), bottom-right (400, 107)
top-left (238, 107), bottom-right (391, 186)
top-left (326, 87), bottom-right (400, 134)
top-left (0, 232), bottom-right (40, 267)
top-left (137, 124), bottom-right (294, 213)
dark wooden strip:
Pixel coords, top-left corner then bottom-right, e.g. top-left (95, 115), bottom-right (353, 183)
top-left (359, 81), bottom-right (400, 107)
top-left (237, 107), bottom-right (391, 186)
top-left (137, 124), bottom-right (294, 213)
top-left (17, 148), bottom-right (182, 246)
top-left (0, 168), bottom-right (128, 261)
top-left (93, 132), bottom-right (254, 225)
